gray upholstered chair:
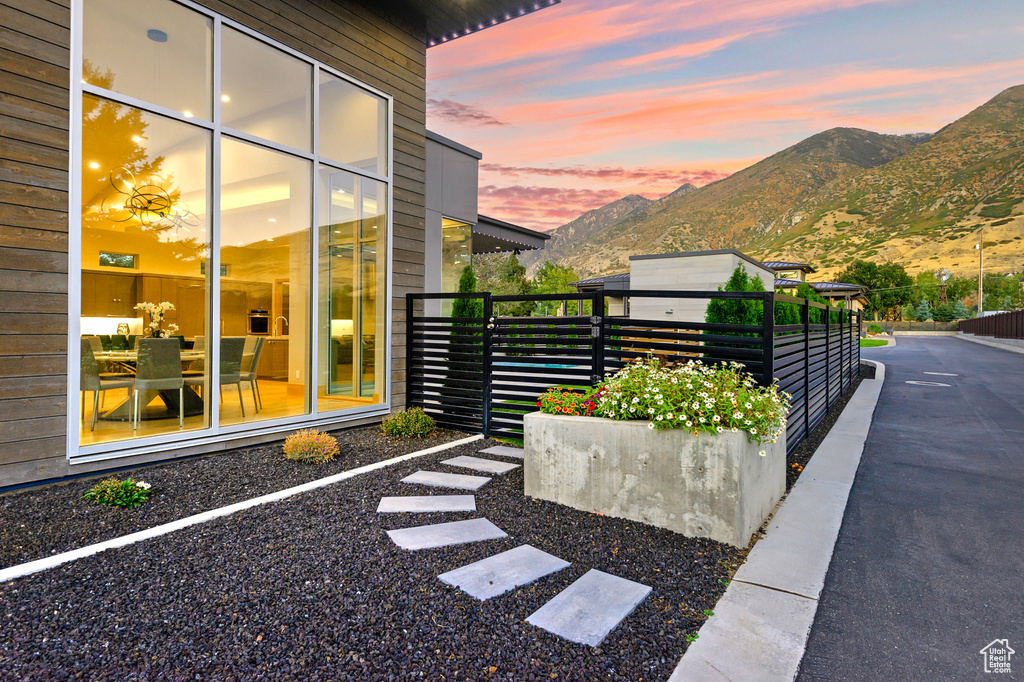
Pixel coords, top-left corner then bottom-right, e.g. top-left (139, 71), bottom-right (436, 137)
top-left (134, 338), bottom-right (184, 430)
top-left (80, 339), bottom-right (134, 431)
top-left (240, 336), bottom-right (265, 413)
top-left (184, 337), bottom-right (246, 417)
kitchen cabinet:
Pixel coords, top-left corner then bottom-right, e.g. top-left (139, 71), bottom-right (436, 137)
top-left (81, 271), bottom-right (138, 317)
top-left (257, 338), bottom-right (289, 380)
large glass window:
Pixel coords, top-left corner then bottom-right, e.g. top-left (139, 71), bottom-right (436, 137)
top-left (222, 27), bottom-right (312, 152)
top-left (80, 94), bottom-right (212, 445)
top-left (440, 218), bottom-right (472, 316)
top-left (317, 168), bottom-right (387, 410)
top-left (83, 0), bottom-right (213, 120)
top-left (77, 0), bottom-right (391, 452)
top-left (220, 138), bottom-right (312, 425)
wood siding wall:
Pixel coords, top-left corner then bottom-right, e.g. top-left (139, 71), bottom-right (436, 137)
top-left (0, 0), bottom-right (426, 485)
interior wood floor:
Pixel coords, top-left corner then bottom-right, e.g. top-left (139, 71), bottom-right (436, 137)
top-left (79, 379), bottom-right (379, 447)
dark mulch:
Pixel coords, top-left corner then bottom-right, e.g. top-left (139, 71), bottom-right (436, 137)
top-left (0, 438), bottom-right (740, 682)
top-left (0, 426), bottom-right (467, 570)
top-left (785, 363), bottom-right (874, 490)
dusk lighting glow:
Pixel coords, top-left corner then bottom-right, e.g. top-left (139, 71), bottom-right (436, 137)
top-left (427, 0), bottom-right (1024, 232)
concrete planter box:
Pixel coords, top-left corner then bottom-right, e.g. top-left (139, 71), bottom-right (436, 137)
top-left (523, 412), bottom-right (785, 548)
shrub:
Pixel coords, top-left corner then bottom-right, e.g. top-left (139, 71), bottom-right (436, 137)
top-left (83, 477), bottom-right (152, 508)
top-left (593, 357), bottom-right (790, 452)
top-left (868, 323), bottom-right (883, 334)
top-left (381, 408), bottom-right (435, 438)
top-left (537, 387), bottom-right (603, 416)
top-left (282, 429), bottom-right (339, 464)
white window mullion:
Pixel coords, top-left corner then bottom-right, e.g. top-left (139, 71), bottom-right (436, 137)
top-left (310, 65), bottom-right (320, 414)
top-left (67, 0), bottom-right (86, 459)
top-left (209, 14), bottom-right (223, 434)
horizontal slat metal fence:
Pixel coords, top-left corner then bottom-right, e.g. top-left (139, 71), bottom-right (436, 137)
top-left (960, 309), bottom-right (1024, 339)
top-left (407, 290), bottom-right (861, 452)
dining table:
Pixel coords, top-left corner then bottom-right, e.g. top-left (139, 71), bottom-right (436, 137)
top-left (96, 349), bottom-right (207, 422)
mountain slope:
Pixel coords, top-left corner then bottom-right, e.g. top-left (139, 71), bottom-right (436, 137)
top-left (533, 128), bottom-right (926, 278)
top-left (519, 193), bottom-right (653, 275)
top-left (751, 84), bottom-right (1024, 279)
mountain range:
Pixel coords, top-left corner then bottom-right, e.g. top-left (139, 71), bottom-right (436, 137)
top-left (519, 84), bottom-right (1024, 281)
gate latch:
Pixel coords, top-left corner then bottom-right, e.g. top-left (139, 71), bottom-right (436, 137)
top-left (486, 316), bottom-right (496, 330)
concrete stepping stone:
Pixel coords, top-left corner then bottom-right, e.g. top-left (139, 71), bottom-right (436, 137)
top-left (479, 445), bottom-right (524, 460)
top-left (387, 518), bottom-right (507, 551)
top-left (377, 495), bottom-right (476, 513)
top-left (438, 545), bottom-right (570, 600)
top-left (441, 455), bottom-right (521, 475)
top-left (401, 470), bottom-right (491, 491)
top-left (526, 569), bottom-right (652, 647)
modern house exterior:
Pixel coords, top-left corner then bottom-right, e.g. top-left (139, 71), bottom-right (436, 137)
top-left (0, 0), bottom-right (559, 487)
top-left (423, 130), bottom-right (548, 315)
top-left (572, 251), bottom-right (869, 316)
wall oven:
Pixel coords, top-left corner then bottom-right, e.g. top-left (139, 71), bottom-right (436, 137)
top-left (247, 310), bottom-right (270, 335)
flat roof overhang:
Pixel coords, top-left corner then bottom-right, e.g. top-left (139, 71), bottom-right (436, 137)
top-left (407, 0), bottom-right (561, 46)
top-left (472, 214), bottom-right (550, 254)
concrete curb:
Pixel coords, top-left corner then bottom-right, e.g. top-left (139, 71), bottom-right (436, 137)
top-left (667, 361), bottom-right (885, 682)
top-left (957, 333), bottom-right (1024, 355)
top-left (0, 434), bottom-right (483, 584)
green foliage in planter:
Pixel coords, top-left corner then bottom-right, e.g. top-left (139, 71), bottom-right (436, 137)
top-left (381, 408), bottom-right (436, 438)
top-left (283, 429), bottom-right (339, 464)
top-left (593, 357), bottom-right (790, 452)
top-left (83, 477), bottom-right (152, 508)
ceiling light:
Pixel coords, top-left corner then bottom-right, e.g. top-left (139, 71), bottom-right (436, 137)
top-left (268, 218), bottom-right (277, 222)
top-left (183, 110), bottom-right (193, 118)
top-left (221, 94), bottom-right (231, 102)
top-left (147, 29), bottom-right (168, 43)
top-left (267, 238), bottom-right (274, 242)
top-left (88, 162), bottom-right (100, 169)
top-left (132, 136), bottom-right (143, 143)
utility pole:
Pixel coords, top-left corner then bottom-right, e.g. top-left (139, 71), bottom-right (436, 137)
top-left (976, 227), bottom-right (984, 315)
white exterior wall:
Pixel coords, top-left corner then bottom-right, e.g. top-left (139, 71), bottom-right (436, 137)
top-left (629, 253), bottom-right (774, 323)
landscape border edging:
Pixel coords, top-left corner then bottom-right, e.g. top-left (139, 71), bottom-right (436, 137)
top-left (0, 434), bottom-right (484, 584)
top-left (667, 360), bottom-right (885, 682)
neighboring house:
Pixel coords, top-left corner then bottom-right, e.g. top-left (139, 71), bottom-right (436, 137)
top-left (570, 249), bottom-right (775, 323)
top-left (572, 251), bottom-right (868, 316)
top-left (0, 0), bottom-right (559, 487)
top-left (423, 131), bottom-right (549, 315)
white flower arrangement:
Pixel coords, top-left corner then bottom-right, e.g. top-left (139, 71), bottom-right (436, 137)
top-left (134, 301), bottom-right (179, 338)
top-left (591, 357), bottom-right (790, 446)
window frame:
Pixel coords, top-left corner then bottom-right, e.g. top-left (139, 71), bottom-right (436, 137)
top-left (68, 0), bottom-right (394, 463)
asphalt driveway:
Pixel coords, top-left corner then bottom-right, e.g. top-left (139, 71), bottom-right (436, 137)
top-left (798, 336), bottom-right (1023, 680)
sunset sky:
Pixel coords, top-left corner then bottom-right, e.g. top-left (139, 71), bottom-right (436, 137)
top-left (425, 0), bottom-right (1024, 232)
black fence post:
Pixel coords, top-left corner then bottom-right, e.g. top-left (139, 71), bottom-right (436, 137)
top-left (840, 308), bottom-right (847, 394)
top-left (803, 297), bottom-right (810, 441)
top-left (762, 292), bottom-right (775, 386)
top-left (824, 307), bottom-right (831, 409)
top-left (481, 293), bottom-right (493, 438)
top-left (591, 291), bottom-right (605, 386)
top-left (405, 292), bottom-right (416, 409)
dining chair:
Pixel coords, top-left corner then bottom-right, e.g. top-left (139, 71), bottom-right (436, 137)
top-left (184, 337), bottom-right (246, 418)
top-left (134, 338), bottom-right (184, 430)
top-left (240, 336), bottom-right (266, 413)
top-left (80, 339), bottom-right (134, 431)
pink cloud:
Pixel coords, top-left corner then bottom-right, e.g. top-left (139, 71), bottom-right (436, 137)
top-left (480, 163), bottom-right (731, 185)
top-left (427, 98), bottom-right (507, 126)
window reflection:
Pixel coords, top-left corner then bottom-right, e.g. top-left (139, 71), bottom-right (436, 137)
top-left (79, 94), bottom-right (211, 445)
top-left (440, 218), bottom-right (472, 316)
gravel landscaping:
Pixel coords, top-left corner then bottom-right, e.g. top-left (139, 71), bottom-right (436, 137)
top-left (0, 426), bottom-right (467, 570)
top-left (0, 437), bottom-right (740, 681)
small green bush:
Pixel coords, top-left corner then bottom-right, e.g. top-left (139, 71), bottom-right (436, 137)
top-left (283, 429), bottom-right (339, 464)
top-left (868, 323), bottom-right (883, 334)
top-left (381, 408), bottom-right (435, 438)
top-left (83, 477), bottom-right (152, 508)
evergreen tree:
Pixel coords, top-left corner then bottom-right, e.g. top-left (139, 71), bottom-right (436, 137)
top-left (951, 300), bottom-right (970, 319)
top-left (916, 299), bottom-right (933, 321)
top-left (933, 302), bottom-right (954, 322)
top-left (450, 266), bottom-right (483, 321)
top-left (705, 265), bottom-right (765, 330)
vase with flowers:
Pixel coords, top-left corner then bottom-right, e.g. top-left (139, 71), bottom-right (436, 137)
top-left (134, 301), bottom-right (179, 338)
